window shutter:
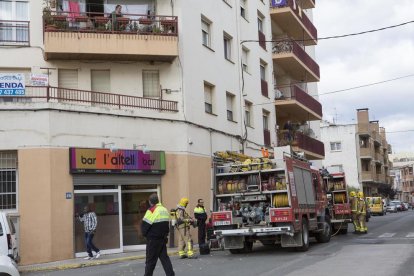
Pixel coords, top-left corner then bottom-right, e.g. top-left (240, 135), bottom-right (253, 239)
top-left (143, 70), bottom-right (160, 97)
top-left (58, 69), bottom-right (78, 89)
top-left (91, 70), bottom-right (110, 92)
top-left (226, 94), bottom-right (232, 111)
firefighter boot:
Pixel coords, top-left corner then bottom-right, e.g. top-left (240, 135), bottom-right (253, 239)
top-left (187, 240), bottom-right (196, 259)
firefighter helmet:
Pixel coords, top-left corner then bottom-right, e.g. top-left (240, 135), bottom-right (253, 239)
top-left (179, 197), bottom-right (189, 207)
top-left (350, 191), bottom-right (356, 197)
top-left (358, 191), bottom-right (364, 198)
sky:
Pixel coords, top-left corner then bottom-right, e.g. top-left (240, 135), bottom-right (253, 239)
top-left (313, 0), bottom-right (414, 154)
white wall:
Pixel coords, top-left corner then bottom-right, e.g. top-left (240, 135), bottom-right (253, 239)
top-left (320, 123), bottom-right (360, 188)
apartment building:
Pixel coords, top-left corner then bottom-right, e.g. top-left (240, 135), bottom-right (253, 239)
top-left (389, 153), bottom-right (414, 202)
top-left (0, 0), bottom-right (280, 264)
top-left (320, 109), bottom-right (392, 194)
top-left (270, 0), bottom-right (324, 162)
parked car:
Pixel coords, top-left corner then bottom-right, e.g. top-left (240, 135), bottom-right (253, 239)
top-left (390, 200), bottom-right (402, 211)
top-left (386, 202), bottom-right (398, 213)
top-left (403, 202), bottom-right (409, 211)
top-left (0, 212), bottom-right (18, 262)
top-left (0, 255), bottom-right (19, 276)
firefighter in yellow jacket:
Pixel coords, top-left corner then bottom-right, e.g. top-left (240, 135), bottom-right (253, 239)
top-left (176, 197), bottom-right (195, 258)
top-left (350, 191), bottom-right (360, 233)
top-left (357, 191), bottom-right (368, 234)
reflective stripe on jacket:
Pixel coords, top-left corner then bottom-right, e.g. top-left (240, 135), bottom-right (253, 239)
top-left (194, 206), bottom-right (207, 222)
top-left (141, 203), bottom-right (170, 240)
top-left (350, 196), bottom-right (358, 212)
top-left (358, 198), bottom-right (366, 214)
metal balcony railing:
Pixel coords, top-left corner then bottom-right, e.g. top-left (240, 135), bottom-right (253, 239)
top-left (269, 0), bottom-right (317, 40)
top-left (0, 20), bottom-right (30, 46)
top-left (0, 86), bottom-right (178, 112)
top-left (272, 39), bottom-right (320, 79)
top-left (277, 129), bottom-right (324, 157)
top-left (43, 11), bottom-right (178, 36)
top-left (276, 85), bottom-right (322, 117)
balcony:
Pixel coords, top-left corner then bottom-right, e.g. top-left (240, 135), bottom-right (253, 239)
top-left (272, 40), bottom-right (320, 82)
top-left (43, 11), bottom-right (178, 61)
top-left (357, 123), bottom-right (371, 136)
top-left (278, 130), bottom-right (324, 160)
top-left (0, 20), bottom-right (30, 46)
top-left (361, 171), bottom-right (374, 182)
top-left (0, 86), bottom-right (178, 112)
top-left (275, 85), bottom-right (322, 121)
top-left (359, 147), bottom-right (373, 159)
top-left (301, 0), bottom-right (316, 9)
top-left (269, 0), bottom-right (317, 46)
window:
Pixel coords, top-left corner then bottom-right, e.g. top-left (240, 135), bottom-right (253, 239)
top-left (226, 93), bottom-right (235, 121)
top-left (257, 17), bottom-right (263, 32)
top-left (58, 69), bottom-right (78, 89)
top-left (204, 82), bottom-right (214, 114)
top-left (201, 18), bottom-right (211, 47)
top-left (240, 0), bottom-right (248, 20)
top-left (0, 0), bottom-right (29, 45)
top-left (0, 152), bottom-right (17, 210)
top-left (242, 47), bottom-right (249, 72)
top-left (260, 63), bottom-right (266, 81)
top-left (245, 101), bottom-right (252, 127)
top-left (223, 33), bottom-right (232, 60)
top-left (263, 111), bottom-right (269, 130)
top-left (91, 70), bottom-right (110, 106)
top-left (330, 142), bottom-right (342, 151)
top-left (143, 70), bottom-right (160, 97)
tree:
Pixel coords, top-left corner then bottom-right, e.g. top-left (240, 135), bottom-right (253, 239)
top-left (377, 183), bottom-right (397, 199)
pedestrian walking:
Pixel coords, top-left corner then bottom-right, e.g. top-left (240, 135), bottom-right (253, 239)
top-left (194, 199), bottom-right (207, 245)
top-left (78, 205), bottom-right (101, 260)
top-left (141, 194), bottom-right (175, 276)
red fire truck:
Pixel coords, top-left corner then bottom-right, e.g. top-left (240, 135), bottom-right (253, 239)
top-left (211, 152), bottom-right (332, 253)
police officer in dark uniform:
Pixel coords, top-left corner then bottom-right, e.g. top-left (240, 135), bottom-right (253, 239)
top-left (141, 194), bottom-right (175, 276)
top-left (194, 199), bottom-right (208, 245)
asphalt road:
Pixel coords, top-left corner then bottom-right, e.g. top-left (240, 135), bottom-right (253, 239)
top-left (25, 210), bottom-right (414, 276)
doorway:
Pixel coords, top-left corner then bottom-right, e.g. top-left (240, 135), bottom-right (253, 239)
top-left (121, 185), bottom-right (158, 250)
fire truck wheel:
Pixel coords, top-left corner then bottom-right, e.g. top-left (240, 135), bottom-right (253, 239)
top-left (229, 241), bottom-right (253, 254)
top-left (315, 219), bottom-right (332, 243)
top-left (229, 249), bottom-right (241, 254)
top-left (296, 218), bottom-right (309, 252)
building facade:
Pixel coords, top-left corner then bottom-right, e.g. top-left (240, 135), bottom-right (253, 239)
top-left (0, 0), bottom-right (321, 264)
top-left (320, 109), bottom-right (392, 194)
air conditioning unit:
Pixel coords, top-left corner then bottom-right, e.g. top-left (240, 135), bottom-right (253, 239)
top-left (274, 89), bottom-right (284, 99)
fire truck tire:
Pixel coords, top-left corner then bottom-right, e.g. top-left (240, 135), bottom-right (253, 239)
top-left (229, 249), bottom-right (241, 254)
top-left (296, 218), bottom-right (309, 252)
top-left (315, 219), bottom-right (332, 243)
top-left (229, 241), bottom-right (253, 254)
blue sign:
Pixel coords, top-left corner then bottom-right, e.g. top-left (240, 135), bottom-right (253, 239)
top-left (66, 192), bottom-right (72, 199)
top-left (0, 73), bottom-right (25, 96)
top-left (272, 0), bottom-right (287, 7)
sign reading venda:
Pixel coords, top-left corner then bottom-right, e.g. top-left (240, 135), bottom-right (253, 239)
top-left (70, 148), bottom-right (166, 174)
top-left (0, 73), bottom-right (25, 96)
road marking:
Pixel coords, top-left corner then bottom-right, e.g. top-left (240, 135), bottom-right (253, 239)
top-left (406, 232), bottom-right (414, 238)
top-left (378, 233), bottom-right (396, 238)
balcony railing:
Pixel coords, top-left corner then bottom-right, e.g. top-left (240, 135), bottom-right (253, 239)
top-left (276, 85), bottom-right (322, 119)
top-left (269, 0), bottom-right (317, 44)
top-left (272, 39), bottom-right (320, 81)
top-left (261, 79), bottom-right (269, 97)
top-left (0, 20), bottom-right (30, 46)
top-left (264, 129), bottom-right (271, 146)
top-left (0, 86), bottom-right (178, 112)
top-left (278, 130), bottom-right (324, 158)
top-left (43, 11), bottom-right (178, 36)
top-left (360, 147), bottom-right (373, 158)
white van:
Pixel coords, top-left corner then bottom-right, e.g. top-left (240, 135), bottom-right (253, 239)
top-left (0, 212), bottom-right (18, 262)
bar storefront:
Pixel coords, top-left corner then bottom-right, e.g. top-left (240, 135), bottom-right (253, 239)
top-left (69, 147), bottom-right (166, 256)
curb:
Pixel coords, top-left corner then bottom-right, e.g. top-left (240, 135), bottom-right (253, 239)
top-left (19, 251), bottom-right (180, 273)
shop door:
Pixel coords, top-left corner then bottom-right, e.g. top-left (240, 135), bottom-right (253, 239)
top-left (74, 190), bottom-right (121, 256)
top-left (122, 189), bottom-right (157, 250)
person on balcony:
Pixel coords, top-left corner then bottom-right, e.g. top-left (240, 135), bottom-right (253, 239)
top-left (283, 120), bottom-right (294, 144)
top-left (110, 4), bottom-right (123, 31)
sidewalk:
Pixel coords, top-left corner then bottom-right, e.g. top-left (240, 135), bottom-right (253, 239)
top-left (19, 248), bottom-right (179, 273)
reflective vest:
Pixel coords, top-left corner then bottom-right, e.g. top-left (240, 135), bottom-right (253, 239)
top-left (194, 206), bottom-right (206, 215)
top-left (141, 203), bottom-right (170, 240)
